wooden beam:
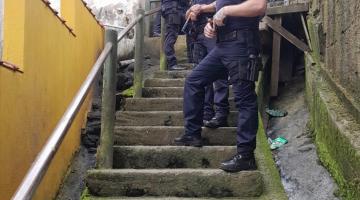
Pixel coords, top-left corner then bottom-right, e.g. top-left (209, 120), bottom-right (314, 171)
top-left (262, 16), bottom-right (311, 52)
top-left (266, 3), bottom-right (309, 15)
top-left (270, 16), bottom-right (282, 97)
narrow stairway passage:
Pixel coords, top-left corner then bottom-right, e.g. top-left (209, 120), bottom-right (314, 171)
top-left (267, 75), bottom-right (339, 200)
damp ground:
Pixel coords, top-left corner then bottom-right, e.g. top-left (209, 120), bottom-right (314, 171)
top-left (266, 74), bottom-right (340, 200)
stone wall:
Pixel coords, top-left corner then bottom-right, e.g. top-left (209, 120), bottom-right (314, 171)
top-left (309, 0), bottom-right (360, 117)
top-left (306, 0), bottom-right (360, 199)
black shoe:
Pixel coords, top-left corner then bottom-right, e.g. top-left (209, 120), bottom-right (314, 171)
top-left (203, 119), bottom-right (209, 125)
top-left (204, 117), bottom-right (228, 129)
top-left (174, 134), bottom-right (203, 147)
top-left (168, 65), bottom-right (186, 71)
top-left (153, 32), bottom-right (161, 37)
top-left (220, 154), bottom-right (257, 172)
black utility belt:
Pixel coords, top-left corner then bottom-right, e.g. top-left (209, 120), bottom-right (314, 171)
top-left (217, 29), bottom-right (256, 43)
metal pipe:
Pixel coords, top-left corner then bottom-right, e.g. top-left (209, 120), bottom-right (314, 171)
top-left (11, 42), bottom-right (113, 200)
top-left (97, 29), bottom-right (118, 169)
top-left (160, 16), bottom-right (167, 71)
top-left (103, 24), bottom-right (126, 30)
top-left (145, 7), bottom-right (161, 16)
top-left (134, 9), bottom-right (145, 97)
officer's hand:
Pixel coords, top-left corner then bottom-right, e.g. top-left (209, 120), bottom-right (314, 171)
top-left (204, 22), bottom-right (216, 38)
top-left (190, 4), bottom-right (202, 15)
top-left (213, 7), bottom-right (227, 26)
top-left (186, 11), bottom-right (198, 21)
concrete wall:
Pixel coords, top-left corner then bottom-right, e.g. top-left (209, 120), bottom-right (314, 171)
top-left (309, 0), bottom-right (360, 111)
top-left (0, 0), bottom-right (103, 199)
top-left (306, 0), bottom-right (360, 199)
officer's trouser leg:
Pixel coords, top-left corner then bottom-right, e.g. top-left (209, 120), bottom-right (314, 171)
top-left (153, 12), bottom-right (161, 34)
top-left (186, 35), bottom-right (194, 63)
top-left (232, 80), bottom-right (258, 155)
top-left (184, 50), bottom-right (227, 136)
top-left (164, 23), bottom-right (179, 68)
top-left (203, 36), bottom-right (229, 120)
top-left (213, 79), bottom-right (230, 118)
top-left (193, 38), bottom-right (215, 121)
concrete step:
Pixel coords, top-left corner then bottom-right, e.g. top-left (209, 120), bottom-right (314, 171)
top-left (124, 98), bottom-right (236, 111)
top-left (143, 87), bottom-right (184, 98)
top-left (86, 169), bottom-right (263, 197)
top-left (144, 78), bottom-right (185, 87)
top-left (116, 111), bottom-right (238, 127)
top-left (113, 146), bottom-right (236, 169)
top-left (153, 70), bottom-right (191, 79)
top-left (143, 87), bottom-right (234, 98)
top-left (114, 126), bottom-right (236, 146)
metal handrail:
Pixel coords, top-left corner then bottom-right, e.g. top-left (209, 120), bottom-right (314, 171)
top-left (11, 43), bottom-right (113, 200)
top-left (11, 6), bottom-right (161, 200)
top-left (117, 7), bottom-right (161, 42)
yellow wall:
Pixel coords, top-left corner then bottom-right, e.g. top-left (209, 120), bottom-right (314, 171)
top-left (0, 0), bottom-right (104, 199)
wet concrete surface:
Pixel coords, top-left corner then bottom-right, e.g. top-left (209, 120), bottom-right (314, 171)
top-left (266, 75), bottom-right (340, 200)
top-left (56, 145), bottom-right (96, 200)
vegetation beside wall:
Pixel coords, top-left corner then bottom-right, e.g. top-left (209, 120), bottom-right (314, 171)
top-left (306, 16), bottom-right (360, 200)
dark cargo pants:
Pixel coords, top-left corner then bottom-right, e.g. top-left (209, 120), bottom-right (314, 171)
top-left (184, 39), bottom-right (259, 155)
top-left (193, 34), bottom-right (229, 121)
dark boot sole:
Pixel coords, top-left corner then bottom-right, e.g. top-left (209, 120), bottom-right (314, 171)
top-left (204, 123), bottom-right (228, 129)
top-left (174, 141), bottom-right (203, 147)
top-left (220, 165), bottom-right (257, 173)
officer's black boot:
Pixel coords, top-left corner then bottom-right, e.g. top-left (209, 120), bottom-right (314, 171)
top-left (174, 134), bottom-right (203, 147)
top-left (153, 32), bottom-right (161, 37)
top-left (204, 116), bottom-right (228, 129)
top-left (220, 154), bottom-right (257, 172)
top-left (168, 65), bottom-right (186, 71)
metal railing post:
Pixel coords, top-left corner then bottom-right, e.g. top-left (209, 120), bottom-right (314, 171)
top-left (134, 9), bottom-right (145, 98)
top-left (97, 29), bottom-right (118, 169)
top-left (160, 16), bottom-right (167, 71)
top-left (144, 0), bottom-right (151, 37)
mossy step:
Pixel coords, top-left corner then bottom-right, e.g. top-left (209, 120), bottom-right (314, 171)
top-left (116, 111), bottom-right (238, 126)
top-left (113, 146), bottom-right (236, 169)
top-left (142, 87), bottom-right (234, 98)
top-left (114, 126), bottom-right (236, 146)
top-left (153, 70), bottom-right (191, 79)
top-left (144, 78), bottom-right (185, 87)
top-left (124, 98), bottom-right (236, 111)
top-left (86, 169), bottom-right (263, 198)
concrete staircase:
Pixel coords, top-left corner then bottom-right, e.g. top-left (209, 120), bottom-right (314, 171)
top-left (86, 69), bottom-right (287, 199)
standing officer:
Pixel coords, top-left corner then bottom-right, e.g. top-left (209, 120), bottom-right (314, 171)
top-left (185, 0), bottom-right (229, 128)
top-left (161, 0), bottom-right (190, 70)
top-left (175, 0), bottom-right (266, 172)
top-left (153, 12), bottom-right (161, 37)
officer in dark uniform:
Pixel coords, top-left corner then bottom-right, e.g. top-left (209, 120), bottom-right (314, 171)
top-left (153, 12), bottom-right (161, 36)
top-left (161, 0), bottom-right (190, 70)
top-left (186, 0), bottom-right (229, 128)
top-left (175, 0), bottom-right (266, 172)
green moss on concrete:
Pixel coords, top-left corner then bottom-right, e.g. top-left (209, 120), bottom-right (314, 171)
top-left (122, 86), bottom-right (134, 97)
top-left (81, 188), bottom-right (91, 200)
top-left (254, 72), bottom-right (288, 200)
top-left (305, 34), bottom-right (360, 199)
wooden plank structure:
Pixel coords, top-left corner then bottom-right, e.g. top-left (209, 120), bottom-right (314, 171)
top-left (262, 2), bottom-right (310, 96)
